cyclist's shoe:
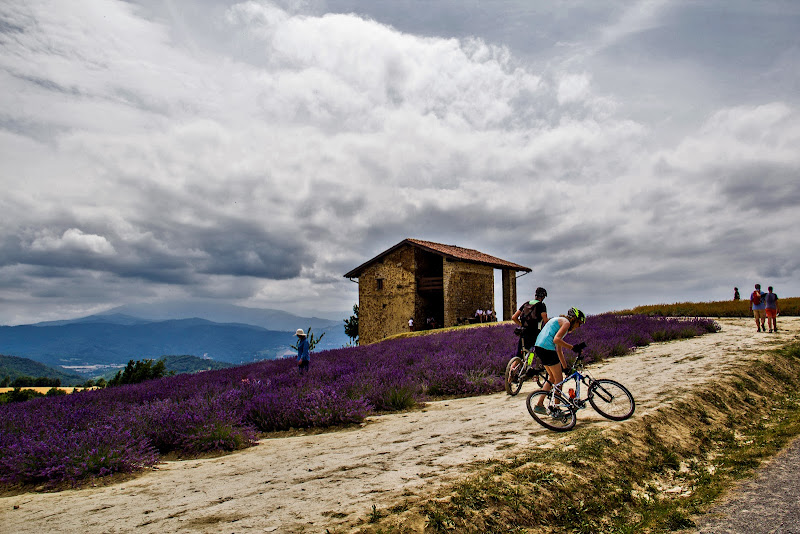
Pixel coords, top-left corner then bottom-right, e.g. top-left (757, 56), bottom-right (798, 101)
top-left (525, 368), bottom-right (538, 379)
top-left (533, 405), bottom-right (547, 415)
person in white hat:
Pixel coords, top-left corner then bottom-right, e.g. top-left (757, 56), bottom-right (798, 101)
top-left (296, 329), bottom-right (310, 374)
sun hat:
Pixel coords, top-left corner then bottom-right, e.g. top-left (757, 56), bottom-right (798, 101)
top-left (296, 329), bottom-right (306, 336)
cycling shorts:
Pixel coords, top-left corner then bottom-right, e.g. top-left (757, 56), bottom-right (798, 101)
top-left (534, 346), bottom-right (560, 367)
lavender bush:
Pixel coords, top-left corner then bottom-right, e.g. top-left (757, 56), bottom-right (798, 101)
top-left (0, 314), bottom-right (717, 488)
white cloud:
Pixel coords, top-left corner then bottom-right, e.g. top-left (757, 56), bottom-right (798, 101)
top-left (557, 73), bottom-right (591, 105)
top-left (30, 228), bottom-right (116, 256)
top-left (661, 103), bottom-right (799, 171)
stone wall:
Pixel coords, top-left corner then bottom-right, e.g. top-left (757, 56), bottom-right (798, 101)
top-left (358, 246), bottom-right (416, 344)
top-left (442, 260), bottom-right (494, 326)
top-left (501, 268), bottom-right (518, 321)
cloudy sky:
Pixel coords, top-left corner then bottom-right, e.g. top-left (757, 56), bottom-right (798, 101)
top-left (1, 0), bottom-right (799, 325)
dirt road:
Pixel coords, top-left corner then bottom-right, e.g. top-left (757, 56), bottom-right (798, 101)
top-left (2, 317), bottom-right (798, 533)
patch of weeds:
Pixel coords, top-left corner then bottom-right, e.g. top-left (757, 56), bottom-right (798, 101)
top-left (322, 511), bottom-right (349, 519)
top-left (368, 504), bottom-right (384, 523)
top-left (513, 466), bottom-right (555, 487)
top-left (704, 391), bottom-right (732, 412)
top-left (573, 431), bottom-right (614, 459)
top-left (452, 478), bottom-right (488, 510)
top-left (425, 509), bottom-right (455, 532)
top-left (388, 501), bottom-right (410, 514)
top-left (736, 374), bottom-right (762, 394)
top-left (761, 362), bottom-right (791, 382)
top-left (706, 428), bottom-right (735, 444)
top-left (696, 407), bottom-right (712, 425)
top-left (663, 510), bottom-right (696, 530)
top-left (661, 447), bottom-right (681, 471)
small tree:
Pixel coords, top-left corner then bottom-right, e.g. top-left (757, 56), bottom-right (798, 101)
top-left (1, 388), bottom-right (45, 404)
top-left (108, 358), bottom-right (168, 387)
top-left (344, 304), bottom-right (359, 345)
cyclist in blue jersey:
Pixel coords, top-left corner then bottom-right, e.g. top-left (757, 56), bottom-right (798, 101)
top-left (531, 307), bottom-right (587, 415)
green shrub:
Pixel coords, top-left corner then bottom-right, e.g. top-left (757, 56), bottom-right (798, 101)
top-left (108, 358), bottom-right (169, 387)
top-left (0, 388), bottom-right (45, 404)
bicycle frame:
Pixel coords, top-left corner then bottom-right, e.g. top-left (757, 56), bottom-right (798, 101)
top-left (520, 348), bottom-right (549, 386)
top-left (540, 361), bottom-right (595, 410)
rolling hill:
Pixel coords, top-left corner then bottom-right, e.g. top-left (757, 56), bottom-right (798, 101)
top-left (0, 354), bottom-right (86, 386)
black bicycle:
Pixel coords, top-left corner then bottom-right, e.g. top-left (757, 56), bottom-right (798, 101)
top-left (526, 351), bottom-right (635, 432)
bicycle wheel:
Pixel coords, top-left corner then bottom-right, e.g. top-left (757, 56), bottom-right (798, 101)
top-left (588, 379), bottom-right (635, 421)
top-left (505, 357), bottom-right (524, 396)
top-left (526, 390), bottom-right (576, 431)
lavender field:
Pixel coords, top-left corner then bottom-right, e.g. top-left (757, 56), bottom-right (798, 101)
top-left (0, 314), bottom-right (718, 489)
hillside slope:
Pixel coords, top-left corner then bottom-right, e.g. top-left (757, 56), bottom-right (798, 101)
top-left (0, 354), bottom-right (85, 386)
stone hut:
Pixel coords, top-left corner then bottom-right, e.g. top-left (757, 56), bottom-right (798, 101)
top-left (343, 238), bottom-right (531, 344)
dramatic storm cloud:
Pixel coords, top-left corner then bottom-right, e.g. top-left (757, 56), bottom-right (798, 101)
top-left (1, 0), bottom-right (799, 324)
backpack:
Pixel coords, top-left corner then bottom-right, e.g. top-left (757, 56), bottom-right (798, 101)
top-left (520, 300), bottom-right (542, 330)
top-left (752, 291), bottom-right (761, 306)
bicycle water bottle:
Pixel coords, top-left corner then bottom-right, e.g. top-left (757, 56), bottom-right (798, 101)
top-left (568, 388), bottom-right (576, 400)
top-left (527, 352), bottom-right (535, 366)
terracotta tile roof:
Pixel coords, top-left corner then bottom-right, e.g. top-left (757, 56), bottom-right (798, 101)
top-left (343, 238), bottom-right (531, 278)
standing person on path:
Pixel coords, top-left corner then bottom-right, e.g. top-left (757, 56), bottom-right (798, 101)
top-left (750, 284), bottom-right (767, 332)
top-left (734, 287), bottom-right (740, 301)
top-left (511, 287), bottom-right (549, 363)
top-left (408, 317), bottom-right (414, 332)
top-left (531, 307), bottom-right (586, 414)
top-left (764, 286), bottom-right (780, 333)
top-left (296, 329), bottom-right (310, 374)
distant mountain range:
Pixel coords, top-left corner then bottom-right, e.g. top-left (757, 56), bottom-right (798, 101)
top-left (0, 302), bottom-right (352, 378)
top-left (36, 300), bottom-right (344, 331)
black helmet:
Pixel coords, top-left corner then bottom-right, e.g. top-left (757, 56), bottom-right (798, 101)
top-left (535, 287), bottom-right (547, 300)
top-left (567, 307), bottom-right (586, 324)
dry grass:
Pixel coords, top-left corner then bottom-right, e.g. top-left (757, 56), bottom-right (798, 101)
top-left (614, 297), bottom-right (800, 318)
top-left (346, 343), bottom-right (800, 534)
